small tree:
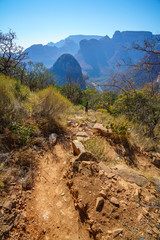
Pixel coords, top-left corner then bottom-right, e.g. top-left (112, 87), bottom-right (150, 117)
top-left (25, 61), bottom-right (56, 91)
top-left (60, 74), bottom-right (84, 105)
top-left (0, 30), bottom-right (27, 76)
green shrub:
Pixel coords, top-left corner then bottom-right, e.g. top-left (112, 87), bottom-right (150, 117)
top-left (111, 90), bottom-right (160, 138)
top-left (107, 121), bottom-right (128, 136)
top-left (9, 120), bottom-right (37, 145)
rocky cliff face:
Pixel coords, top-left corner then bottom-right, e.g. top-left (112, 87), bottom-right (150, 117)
top-left (50, 53), bottom-right (85, 88)
top-left (76, 31), bottom-right (154, 77)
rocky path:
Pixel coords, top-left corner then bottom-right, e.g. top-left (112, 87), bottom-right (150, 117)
top-left (1, 116), bottom-right (160, 239)
top-left (24, 144), bottom-right (90, 240)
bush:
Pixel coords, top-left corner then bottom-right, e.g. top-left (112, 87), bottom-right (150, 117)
top-left (84, 136), bottom-right (109, 162)
top-left (0, 75), bottom-right (30, 130)
top-left (9, 120), bottom-right (37, 145)
top-left (32, 86), bottom-right (72, 133)
top-left (0, 75), bottom-right (16, 126)
top-left (111, 90), bottom-right (160, 138)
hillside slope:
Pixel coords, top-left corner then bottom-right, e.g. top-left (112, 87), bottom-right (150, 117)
top-left (1, 112), bottom-right (160, 240)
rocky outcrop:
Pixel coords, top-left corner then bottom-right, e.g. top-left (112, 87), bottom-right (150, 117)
top-left (50, 54), bottom-right (85, 88)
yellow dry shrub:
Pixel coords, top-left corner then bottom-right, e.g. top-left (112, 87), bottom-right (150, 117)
top-left (33, 86), bottom-right (72, 133)
top-left (84, 136), bottom-right (109, 162)
top-left (0, 75), bottom-right (15, 124)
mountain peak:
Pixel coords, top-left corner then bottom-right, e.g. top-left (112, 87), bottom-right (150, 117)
top-left (50, 54), bottom-right (85, 88)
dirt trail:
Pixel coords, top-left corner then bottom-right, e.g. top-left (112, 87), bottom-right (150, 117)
top-left (25, 144), bottom-right (90, 240)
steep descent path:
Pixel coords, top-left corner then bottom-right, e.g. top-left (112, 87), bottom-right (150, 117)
top-left (24, 143), bottom-right (90, 240)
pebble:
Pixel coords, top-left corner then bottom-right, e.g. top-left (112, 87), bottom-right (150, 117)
top-left (112, 228), bottom-right (123, 238)
top-left (152, 227), bottom-right (159, 234)
top-left (99, 190), bottom-right (107, 198)
top-left (110, 197), bottom-right (119, 206)
top-left (96, 197), bottom-right (104, 211)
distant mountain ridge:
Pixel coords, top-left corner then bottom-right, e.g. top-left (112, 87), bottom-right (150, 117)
top-left (24, 35), bottom-right (103, 67)
top-left (47, 35), bottom-right (103, 48)
top-left (76, 31), bottom-right (154, 77)
top-left (24, 31), bottom-right (160, 86)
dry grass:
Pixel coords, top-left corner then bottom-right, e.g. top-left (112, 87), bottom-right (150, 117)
top-left (84, 136), bottom-right (109, 162)
top-left (31, 86), bottom-right (72, 133)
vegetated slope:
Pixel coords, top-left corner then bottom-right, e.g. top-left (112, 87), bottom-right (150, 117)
top-left (108, 50), bottom-right (160, 90)
top-left (1, 112), bottom-right (160, 240)
top-left (50, 53), bottom-right (85, 88)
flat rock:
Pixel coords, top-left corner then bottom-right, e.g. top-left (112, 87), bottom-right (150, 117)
top-left (112, 228), bottom-right (123, 238)
top-left (112, 165), bottom-right (148, 187)
top-left (93, 123), bottom-right (112, 136)
top-left (3, 200), bottom-right (13, 210)
top-left (72, 140), bottom-right (85, 155)
top-left (0, 224), bottom-right (11, 235)
top-left (96, 197), bottom-right (104, 211)
top-left (151, 177), bottom-right (160, 194)
top-left (22, 173), bottom-right (33, 190)
top-left (76, 131), bottom-right (88, 137)
top-left (98, 162), bottom-right (112, 174)
top-left (93, 123), bottom-right (107, 132)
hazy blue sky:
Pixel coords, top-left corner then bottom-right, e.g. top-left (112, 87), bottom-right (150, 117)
top-left (0, 0), bottom-right (160, 49)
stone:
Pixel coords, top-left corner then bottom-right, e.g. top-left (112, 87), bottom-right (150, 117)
top-left (93, 123), bottom-right (107, 134)
top-left (99, 170), bottom-right (105, 176)
top-left (96, 197), bottom-right (104, 211)
top-left (0, 153), bottom-right (9, 164)
top-left (67, 121), bottom-right (74, 126)
top-left (0, 224), bottom-right (11, 235)
top-left (112, 228), bottom-right (123, 238)
top-left (33, 145), bottom-right (39, 151)
top-left (108, 173), bottom-right (116, 179)
top-left (3, 200), bottom-right (13, 210)
top-left (76, 131), bottom-right (88, 137)
top-left (133, 188), bottom-right (139, 201)
top-left (99, 190), bottom-right (107, 198)
top-left (152, 227), bottom-right (159, 234)
top-left (22, 172), bottom-right (33, 190)
top-left (72, 140), bottom-right (85, 155)
top-left (151, 178), bottom-right (160, 194)
top-left (110, 197), bottom-right (119, 206)
top-left (93, 123), bottom-right (112, 136)
top-left (88, 118), bottom-right (96, 123)
top-left (49, 133), bottom-right (57, 145)
top-left (112, 165), bottom-right (148, 187)
top-left (77, 137), bottom-right (85, 142)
